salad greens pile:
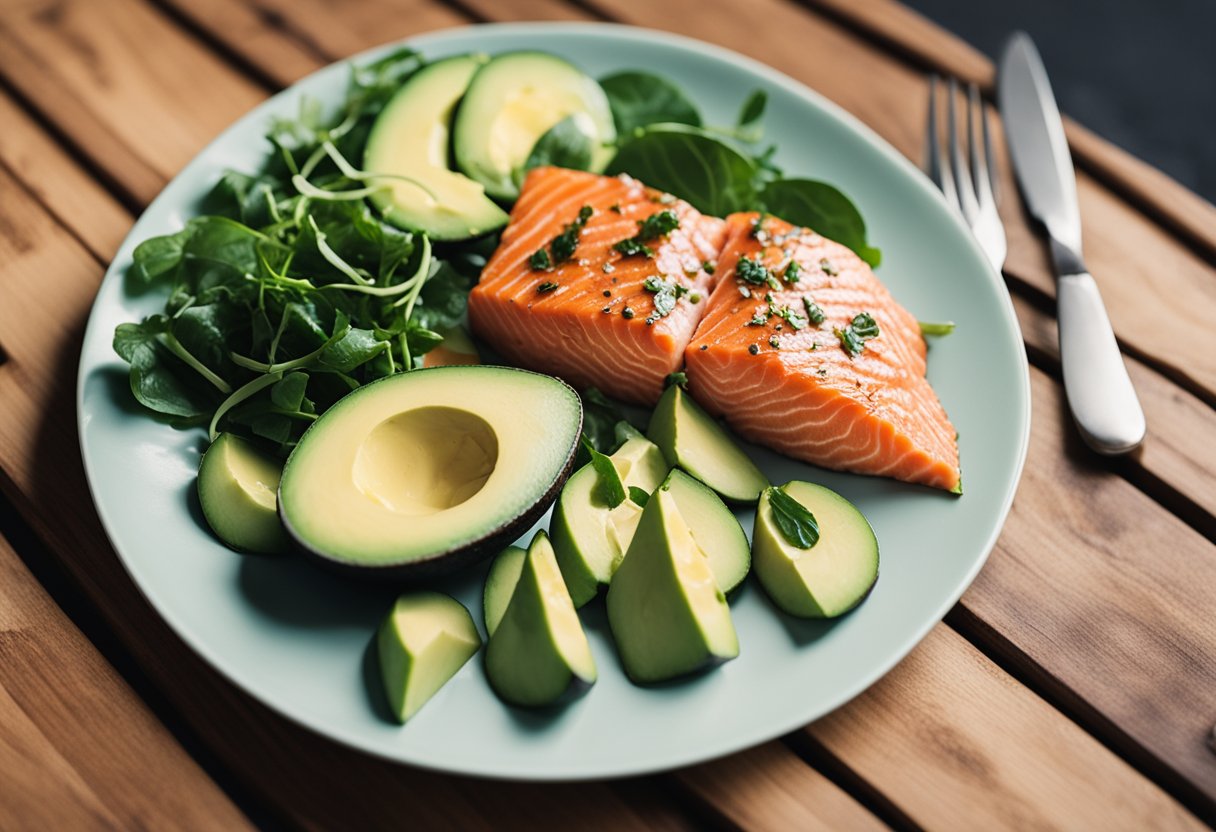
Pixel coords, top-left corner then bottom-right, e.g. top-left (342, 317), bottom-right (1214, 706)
top-left (115, 50), bottom-right (879, 456)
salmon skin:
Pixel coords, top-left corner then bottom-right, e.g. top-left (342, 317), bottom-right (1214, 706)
top-left (685, 213), bottom-right (961, 492)
top-left (468, 167), bottom-right (727, 405)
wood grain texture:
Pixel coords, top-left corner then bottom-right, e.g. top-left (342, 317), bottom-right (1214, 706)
top-left (587, 0), bottom-right (1216, 405)
top-left (803, 0), bottom-right (1216, 261)
top-left (806, 625), bottom-right (1202, 830)
top-left (0, 530), bottom-right (254, 831)
top-left (677, 742), bottom-right (886, 832)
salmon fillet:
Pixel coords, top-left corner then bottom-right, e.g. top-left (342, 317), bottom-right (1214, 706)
top-left (685, 213), bottom-right (961, 491)
top-left (468, 167), bottom-right (727, 405)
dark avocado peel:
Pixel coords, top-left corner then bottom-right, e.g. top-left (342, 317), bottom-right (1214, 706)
top-left (277, 366), bottom-right (583, 580)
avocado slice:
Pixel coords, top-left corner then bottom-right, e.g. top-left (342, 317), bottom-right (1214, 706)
top-left (377, 591), bottom-right (482, 723)
top-left (551, 426), bottom-right (670, 606)
top-left (606, 490), bottom-right (739, 684)
top-left (663, 469), bottom-right (750, 594)
top-left (482, 544), bottom-right (526, 637)
top-left (485, 531), bottom-right (597, 706)
top-left (364, 54), bottom-right (509, 241)
top-left (647, 384), bottom-right (769, 505)
top-left (197, 432), bottom-right (289, 554)
top-left (752, 481), bottom-right (879, 618)
top-left (278, 366), bottom-right (582, 579)
top-left (452, 51), bottom-right (616, 201)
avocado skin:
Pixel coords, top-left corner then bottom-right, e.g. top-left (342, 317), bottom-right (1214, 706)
top-left (282, 437), bottom-right (580, 582)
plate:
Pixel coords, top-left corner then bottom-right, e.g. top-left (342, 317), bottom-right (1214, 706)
top-left (77, 23), bottom-right (1030, 780)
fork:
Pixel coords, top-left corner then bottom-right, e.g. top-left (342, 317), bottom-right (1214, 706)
top-left (926, 76), bottom-right (1008, 272)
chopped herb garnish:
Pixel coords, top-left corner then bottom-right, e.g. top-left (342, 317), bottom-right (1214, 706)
top-left (614, 209), bottom-right (681, 257)
top-left (748, 344), bottom-right (760, 355)
top-left (819, 257), bottom-right (838, 276)
top-left (642, 275), bottom-right (689, 318)
top-left (530, 248), bottom-right (552, 271)
top-left (703, 260), bottom-right (716, 275)
top-left (769, 335), bottom-right (781, 348)
top-left (919, 320), bottom-right (956, 336)
top-left (747, 313), bottom-right (766, 326)
top-left (784, 261), bottom-right (801, 283)
top-left (545, 204), bottom-right (595, 265)
top-left (835, 312), bottom-right (880, 357)
top-left (622, 307), bottom-right (635, 319)
top-left (802, 297), bottom-right (827, 325)
top-left (775, 304), bottom-right (807, 330)
top-left (664, 371), bottom-right (688, 388)
top-left (736, 255), bottom-right (770, 286)
top-left (537, 281), bottom-right (559, 293)
top-left (689, 292), bottom-right (702, 304)
top-left (766, 486), bottom-right (820, 548)
top-left (750, 213), bottom-right (771, 243)
top-left (609, 203), bottom-right (622, 213)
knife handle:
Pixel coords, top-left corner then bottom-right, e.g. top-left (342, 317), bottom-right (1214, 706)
top-left (1057, 272), bottom-right (1146, 454)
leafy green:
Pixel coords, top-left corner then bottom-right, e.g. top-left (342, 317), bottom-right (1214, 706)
top-left (835, 312), bottom-right (880, 357)
top-left (520, 115), bottom-right (594, 181)
top-left (606, 124), bottom-right (758, 216)
top-left (599, 71), bottom-right (702, 136)
top-left (919, 321), bottom-right (956, 336)
top-left (628, 486), bottom-right (650, 507)
top-left (583, 437), bottom-right (626, 508)
top-left (580, 388), bottom-right (628, 453)
top-left (735, 90), bottom-right (767, 143)
top-left (761, 179), bottom-right (881, 267)
top-left (766, 486), bottom-right (820, 548)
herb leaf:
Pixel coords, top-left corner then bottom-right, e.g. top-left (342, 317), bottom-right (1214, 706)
top-left (803, 297), bottom-right (827, 325)
top-left (919, 320), bottom-right (956, 336)
top-left (735, 90), bottom-right (768, 143)
top-left (627, 486), bottom-right (651, 507)
top-left (760, 179), bottom-right (881, 267)
top-left (530, 248), bottom-right (552, 270)
top-left (836, 312), bottom-right (880, 357)
top-left (613, 209), bottom-right (680, 257)
top-left (736, 255), bottom-right (771, 286)
top-left (767, 486), bottom-right (820, 549)
top-left (581, 388), bottom-right (628, 453)
top-left (520, 115), bottom-right (595, 180)
top-left (583, 436), bottom-right (627, 509)
top-left (599, 71), bottom-right (702, 136)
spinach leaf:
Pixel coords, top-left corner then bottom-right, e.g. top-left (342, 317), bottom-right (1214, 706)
top-left (520, 115), bottom-right (595, 180)
top-left (317, 327), bottom-right (387, 374)
top-left (766, 486), bottom-right (820, 548)
top-left (599, 71), bottom-right (702, 136)
top-left (607, 124), bottom-right (757, 216)
top-left (581, 388), bottom-right (628, 454)
top-left (113, 320), bottom-right (217, 421)
top-left (270, 372), bottom-right (310, 411)
top-left (735, 90), bottom-right (767, 143)
top-left (760, 179), bottom-right (881, 267)
top-left (130, 227), bottom-right (194, 285)
top-left (628, 486), bottom-right (650, 507)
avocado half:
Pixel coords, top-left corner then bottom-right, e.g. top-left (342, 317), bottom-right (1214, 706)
top-left (278, 366), bottom-right (583, 580)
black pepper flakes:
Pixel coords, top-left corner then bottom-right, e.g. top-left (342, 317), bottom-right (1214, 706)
top-left (748, 344), bottom-right (760, 355)
top-left (622, 307), bottom-right (635, 319)
top-left (602, 289), bottom-right (612, 297)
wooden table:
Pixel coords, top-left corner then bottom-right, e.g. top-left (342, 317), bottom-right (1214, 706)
top-left (2, 0), bottom-right (1214, 827)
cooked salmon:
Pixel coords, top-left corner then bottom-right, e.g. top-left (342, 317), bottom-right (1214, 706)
top-left (468, 167), bottom-right (727, 405)
top-left (685, 213), bottom-right (961, 491)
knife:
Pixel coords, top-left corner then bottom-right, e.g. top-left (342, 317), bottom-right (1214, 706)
top-left (998, 32), bottom-right (1146, 455)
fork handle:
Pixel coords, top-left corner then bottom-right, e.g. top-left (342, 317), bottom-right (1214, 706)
top-left (1057, 271), bottom-right (1146, 454)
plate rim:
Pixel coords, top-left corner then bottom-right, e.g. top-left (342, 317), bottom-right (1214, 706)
top-left (76, 20), bottom-right (1031, 781)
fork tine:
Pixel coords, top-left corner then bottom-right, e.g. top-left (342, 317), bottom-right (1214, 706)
top-left (926, 75), bottom-right (960, 213)
top-left (949, 77), bottom-right (979, 224)
top-left (968, 83), bottom-right (997, 211)
top-left (976, 83), bottom-right (1001, 207)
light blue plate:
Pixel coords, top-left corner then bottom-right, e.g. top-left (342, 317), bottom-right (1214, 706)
top-left (77, 23), bottom-right (1030, 780)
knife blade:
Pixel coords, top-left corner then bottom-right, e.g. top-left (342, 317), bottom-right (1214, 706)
top-left (998, 31), bottom-right (1146, 455)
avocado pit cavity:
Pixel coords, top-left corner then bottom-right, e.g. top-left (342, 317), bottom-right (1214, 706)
top-left (354, 406), bottom-right (498, 516)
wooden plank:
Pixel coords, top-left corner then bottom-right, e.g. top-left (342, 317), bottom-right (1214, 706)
top-left (804, 0), bottom-right (1216, 261)
top-left (956, 366), bottom-right (1216, 810)
top-left (677, 742), bottom-right (886, 832)
top-left (586, 0), bottom-right (1216, 404)
top-left (155, 0), bottom-right (469, 88)
top-left (805, 625), bottom-right (1203, 829)
top-left (0, 89), bottom-right (131, 262)
top-left (0, 530), bottom-right (255, 830)
top-left (1012, 293), bottom-right (1216, 531)
top-left (0, 163), bottom-right (697, 832)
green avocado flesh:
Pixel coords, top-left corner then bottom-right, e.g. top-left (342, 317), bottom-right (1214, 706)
top-left (377, 592), bottom-right (481, 723)
top-left (453, 51), bottom-right (616, 201)
top-left (550, 427), bottom-right (670, 606)
top-left (753, 481), bottom-right (879, 618)
top-left (485, 531), bottom-right (597, 706)
top-left (197, 432), bottom-right (289, 554)
top-left (647, 384), bottom-right (769, 505)
top-left (278, 366), bottom-right (582, 577)
top-left (364, 54), bottom-right (509, 241)
top-left (482, 545), bottom-right (526, 637)
top-left (662, 469), bottom-right (750, 594)
top-left (607, 490), bottom-right (739, 684)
